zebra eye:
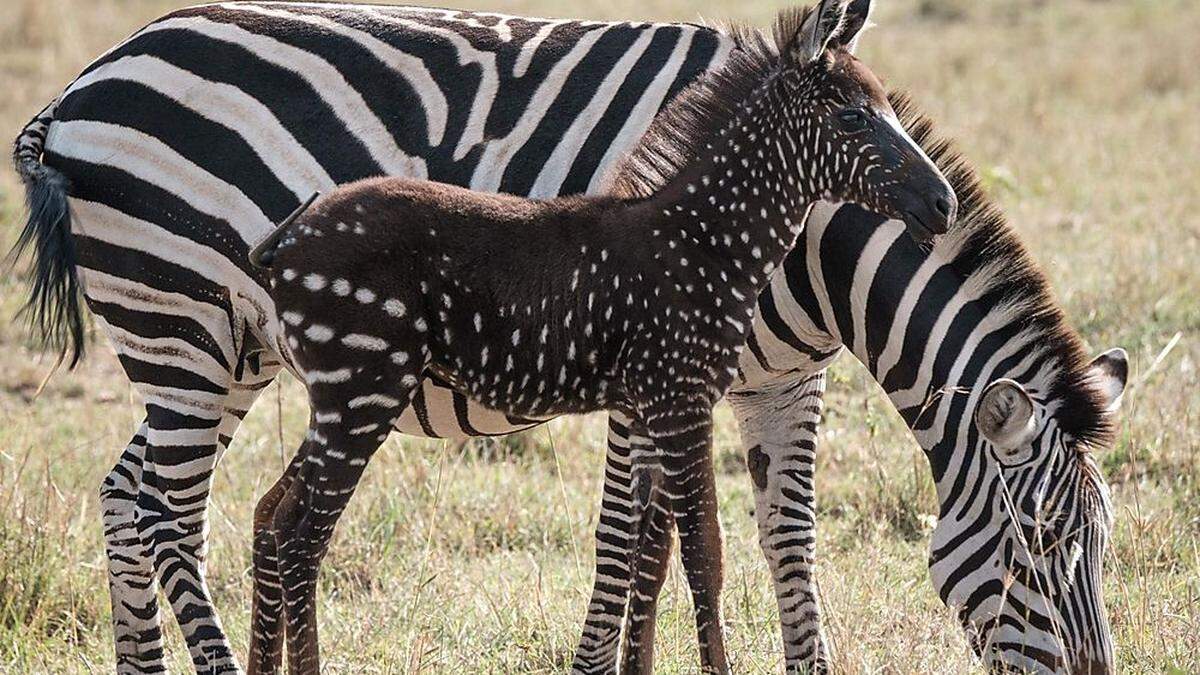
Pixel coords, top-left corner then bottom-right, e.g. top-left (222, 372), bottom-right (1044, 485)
top-left (837, 108), bottom-right (868, 130)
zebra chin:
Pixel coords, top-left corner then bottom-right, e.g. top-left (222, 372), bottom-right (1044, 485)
top-left (966, 598), bottom-right (1114, 675)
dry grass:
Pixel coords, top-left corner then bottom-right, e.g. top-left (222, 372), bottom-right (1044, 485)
top-left (0, 0), bottom-right (1197, 672)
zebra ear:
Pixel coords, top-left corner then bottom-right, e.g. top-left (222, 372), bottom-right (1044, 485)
top-left (791, 0), bottom-right (851, 63)
top-left (829, 0), bottom-right (874, 54)
top-left (1086, 348), bottom-right (1128, 413)
top-left (976, 378), bottom-right (1038, 457)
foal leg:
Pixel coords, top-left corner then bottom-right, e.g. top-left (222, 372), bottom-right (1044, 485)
top-left (620, 460), bottom-right (674, 675)
top-left (641, 402), bottom-right (729, 674)
top-left (269, 368), bottom-right (421, 674)
top-left (247, 451), bottom-right (305, 675)
top-left (728, 372), bottom-right (830, 673)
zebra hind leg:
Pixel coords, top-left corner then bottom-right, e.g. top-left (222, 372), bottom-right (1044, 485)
top-left (101, 420), bottom-right (167, 675)
top-left (126, 358), bottom-right (281, 674)
top-left (728, 372), bottom-right (830, 673)
top-left (571, 413), bottom-right (639, 675)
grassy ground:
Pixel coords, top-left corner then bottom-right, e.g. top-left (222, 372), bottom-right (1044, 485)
top-left (1, 0), bottom-right (1197, 672)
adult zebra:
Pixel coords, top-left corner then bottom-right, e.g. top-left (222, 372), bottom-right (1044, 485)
top-left (13, 4), bottom-right (736, 672)
top-left (9, 1), bottom-right (1121, 673)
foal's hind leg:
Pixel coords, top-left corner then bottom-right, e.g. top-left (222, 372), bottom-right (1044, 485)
top-left (640, 400), bottom-right (728, 674)
top-left (255, 318), bottom-right (424, 675)
top-left (271, 380), bottom-right (417, 674)
top-left (248, 450), bottom-right (305, 675)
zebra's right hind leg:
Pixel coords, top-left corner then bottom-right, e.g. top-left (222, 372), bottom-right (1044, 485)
top-left (101, 420), bottom-right (166, 674)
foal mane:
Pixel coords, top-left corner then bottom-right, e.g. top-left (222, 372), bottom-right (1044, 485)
top-left (888, 91), bottom-right (1115, 450)
top-left (608, 8), bottom-right (814, 199)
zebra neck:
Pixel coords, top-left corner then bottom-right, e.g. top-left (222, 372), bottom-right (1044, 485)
top-left (819, 215), bottom-right (1051, 463)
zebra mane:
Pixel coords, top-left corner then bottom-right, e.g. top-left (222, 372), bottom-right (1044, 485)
top-left (888, 91), bottom-right (1116, 449)
top-left (608, 7), bottom-right (814, 199)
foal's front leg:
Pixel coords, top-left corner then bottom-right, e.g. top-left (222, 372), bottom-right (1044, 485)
top-left (640, 402), bottom-right (729, 674)
top-left (620, 467), bottom-right (674, 675)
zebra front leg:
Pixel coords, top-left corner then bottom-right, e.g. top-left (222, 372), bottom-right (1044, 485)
top-left (101, 420), bottom-right (167, 674)
top-left (620, 461), bottom-right (674, 675)
top-left (641, 403), bottom-right (729, 674)
top-left (728, 372), bottom-right (829, 673)
top-left (572, 413), bottom-right (641, 674)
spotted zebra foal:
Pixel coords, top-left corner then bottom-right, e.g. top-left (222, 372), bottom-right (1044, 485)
top-left (247, 2), bottom-right (955, 672)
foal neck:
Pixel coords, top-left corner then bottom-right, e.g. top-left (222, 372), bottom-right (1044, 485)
top-left (637, 74), bottom-right (811, 299)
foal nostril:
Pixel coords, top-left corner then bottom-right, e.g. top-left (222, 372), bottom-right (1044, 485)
top-left (924, 191), bottom-right (956, 233)
top-left (934, 197), bottom-right (953, 218)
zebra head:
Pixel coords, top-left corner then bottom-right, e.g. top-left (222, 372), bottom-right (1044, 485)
top-left (928, 349), bottom-right (1128, 674)
top-left (775, 0), bottom-right (958, 242)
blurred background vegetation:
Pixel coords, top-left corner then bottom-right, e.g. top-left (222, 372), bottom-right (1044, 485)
top-left (0, 0), bottom-right (1196, 671)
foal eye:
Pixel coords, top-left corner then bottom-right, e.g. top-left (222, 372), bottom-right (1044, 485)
top-left (837, 108), bottom-right (868, 129)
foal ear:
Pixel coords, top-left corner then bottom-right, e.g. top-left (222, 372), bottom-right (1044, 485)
top-left (975, 379), bottom-right (1038, 456)
top-left (1086, 347), bottom-right (1129, 413)
top-left (790, 0), bottom-right (851, 63)
top-left (829, 0), bottom-right (874, 53)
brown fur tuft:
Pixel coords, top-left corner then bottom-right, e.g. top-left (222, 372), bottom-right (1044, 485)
top-left (609, 6), bottom-right (824, 199)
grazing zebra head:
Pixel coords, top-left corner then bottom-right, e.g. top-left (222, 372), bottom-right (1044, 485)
top-left (960, 362), bottom-right (1123, 675)
top-left (802, 94), bottom-right (1127, 673)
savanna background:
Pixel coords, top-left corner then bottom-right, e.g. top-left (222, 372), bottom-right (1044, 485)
top-left (0, 0), bottom-right (1197, 672)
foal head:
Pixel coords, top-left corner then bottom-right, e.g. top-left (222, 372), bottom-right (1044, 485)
top-left (614, 0), bottom-right (957, 244)
top-left (775, 0), bottom-right (958, 240)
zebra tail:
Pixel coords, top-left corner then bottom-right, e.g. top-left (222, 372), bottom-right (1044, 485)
top-left (9, 98), bottom-right (86, 368)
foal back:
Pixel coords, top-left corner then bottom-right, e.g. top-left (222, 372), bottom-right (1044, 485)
top-left (271, 177), bottom-right (639, 418)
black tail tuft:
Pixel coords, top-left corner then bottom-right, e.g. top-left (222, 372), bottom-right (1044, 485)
top-left (9, 158), bottom-right (86, 368)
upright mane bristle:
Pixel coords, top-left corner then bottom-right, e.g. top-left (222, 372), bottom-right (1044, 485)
top-left (888, 91), bottom-right (1115, 448)
top-left (608, 7), bottom-right (819, 199)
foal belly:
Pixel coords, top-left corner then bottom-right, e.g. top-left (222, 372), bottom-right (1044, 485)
top-left (424, 358), bottom-right (616, 420)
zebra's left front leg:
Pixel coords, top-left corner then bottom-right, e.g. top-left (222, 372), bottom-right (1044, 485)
top-left (728, 371), bottom-right (830, 673)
